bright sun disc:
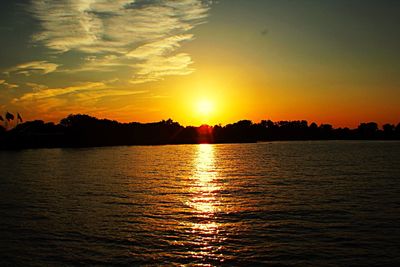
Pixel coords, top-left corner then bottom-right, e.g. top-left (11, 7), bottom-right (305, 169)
top-left (197, 100), bottom-right (214, 115)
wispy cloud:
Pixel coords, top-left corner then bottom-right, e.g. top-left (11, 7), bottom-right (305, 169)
top-left (12, 82), bottom-right (148, 119)
top-left (15, 82), bottom-right (107, 102)
top-left (25, 82), bottom-right (49, 91)
top-left (131, 53), bottom-right (194, 84)
top-left (5, 61), bottom-right (59, 76)
top-left (0, 79), bottom-right (19, 89)
top-left (15, 81), bottom-right (147, 102)
top-left (127, 34), bottom-right (194, 59)
top-left (30, 0), bottom-right (211, 83)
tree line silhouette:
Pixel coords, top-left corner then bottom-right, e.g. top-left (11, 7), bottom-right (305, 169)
top-left (0, 114), bottom-right (399, 149)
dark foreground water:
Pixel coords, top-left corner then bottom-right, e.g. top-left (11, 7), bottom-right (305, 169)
top-left (0, 141), bottom-right (400, 266)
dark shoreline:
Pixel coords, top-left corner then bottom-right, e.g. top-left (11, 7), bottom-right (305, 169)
top-left (2, 139), bottom-right (400, 152)
top-left (1, 114), bottom-right (399, 150)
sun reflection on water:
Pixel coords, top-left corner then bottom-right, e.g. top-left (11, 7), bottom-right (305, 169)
top-left (189, 144), bottom-right (220, 215)
top-left (185, 144), bottom-right (226, 264)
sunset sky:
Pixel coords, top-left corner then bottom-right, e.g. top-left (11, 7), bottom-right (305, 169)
top-left (1, 0), bottom-right (399, 127)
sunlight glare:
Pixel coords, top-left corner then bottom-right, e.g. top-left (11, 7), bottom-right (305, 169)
top-left (197, 99), bottom-right (214, 116)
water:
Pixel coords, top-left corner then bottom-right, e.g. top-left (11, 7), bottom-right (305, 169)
top-left (1, 141), bottom-right (399, 266)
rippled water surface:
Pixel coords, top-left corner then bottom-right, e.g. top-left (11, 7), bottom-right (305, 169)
top-left (1, 141), bottom-right (400, 266)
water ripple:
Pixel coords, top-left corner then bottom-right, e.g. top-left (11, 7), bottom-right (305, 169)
top-left (0, 141), bottom-right (400, 266)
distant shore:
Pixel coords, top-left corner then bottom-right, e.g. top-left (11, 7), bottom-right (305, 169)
top-left (1, 114), bottom-right (399, 150)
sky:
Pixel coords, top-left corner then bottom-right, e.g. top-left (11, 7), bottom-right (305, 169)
top-left (0, 0), bottom-right (399, 127)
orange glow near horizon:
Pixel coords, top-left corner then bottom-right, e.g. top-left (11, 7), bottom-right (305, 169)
top-left (11, 74), bottom-right (399, 129)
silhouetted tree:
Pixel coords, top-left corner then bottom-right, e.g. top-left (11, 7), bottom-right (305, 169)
top-left (319, 124), bottom-right (333, 139)
top-left (395, 123), bottom-right (400, 139)
top-left (335, 127), bottom-right (352, 139)
top-left (357, 122), bottom-right (378, 139)
top-left (308, 122), bottom-right (319, 140)
top-left (382, 124), bottom-right (395, 139)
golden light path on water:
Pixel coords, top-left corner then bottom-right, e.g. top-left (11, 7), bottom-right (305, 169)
top-left (185, 144), bottom-right (226, 264)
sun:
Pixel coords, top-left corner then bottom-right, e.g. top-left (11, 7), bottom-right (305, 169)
top-left (197, 99), bottom-right (214, 116)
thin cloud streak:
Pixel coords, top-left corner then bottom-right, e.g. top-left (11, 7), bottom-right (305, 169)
top-left (0, 79), bottom-right (19, 89)
top-left (131, 53), bottom-right (194, 84)
top-left (14, 82), bottom-right (107, 102)
top-left (5, 61), bottom-right (59, 76)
